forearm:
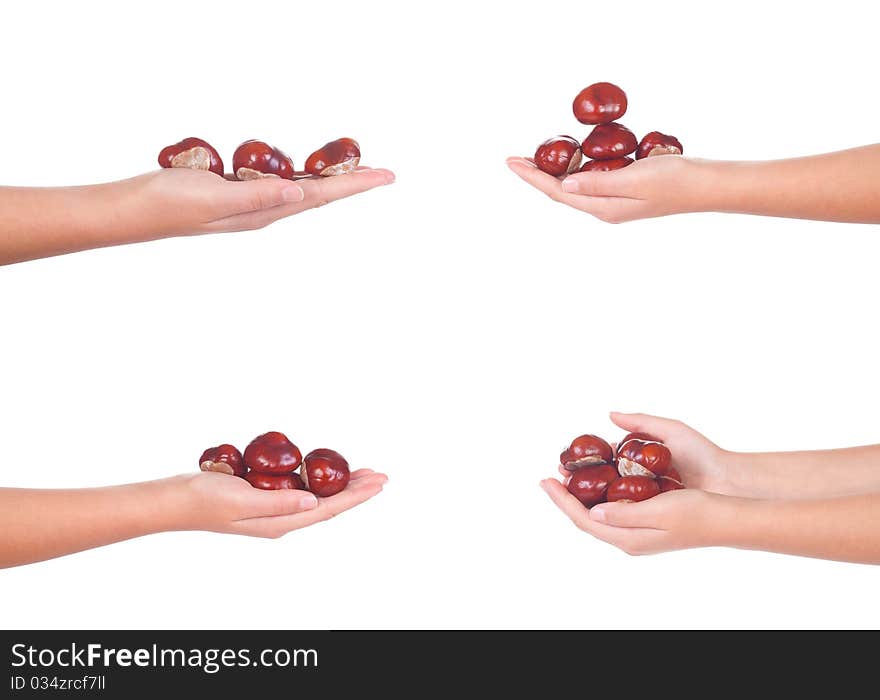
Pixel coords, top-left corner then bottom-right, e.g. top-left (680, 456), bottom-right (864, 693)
top-left (0, 177), bottom-right (159, 265)
top-left (697, 145), bottom-right (880, 223)
top-left (720, 445), bottom-right (880, 499)
top-left (0, 478), bottom-right (188, 568)
top-left (721, 493), bottom-right (880, 564)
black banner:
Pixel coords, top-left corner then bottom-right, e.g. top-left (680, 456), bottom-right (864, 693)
top-left (0, 630), bottom-right (870, 694)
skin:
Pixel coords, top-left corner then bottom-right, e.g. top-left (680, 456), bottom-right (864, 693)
top-left (0, 469), bottom-right (387, 568)
top-left (507, 144), bottom-right (880, 224)
top-left (541, 412), bottom-right (880, 564)
top-left (0, 166), bottom-right (395, 265)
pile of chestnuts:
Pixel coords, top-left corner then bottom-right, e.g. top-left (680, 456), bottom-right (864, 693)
top-left (534, 81), bottom-right (683, 176)
top-left (199, 431), bottom-right (351, 497)
top-left (158, 137), bottom-right (361, 180)
top-left (560, 432), bottom-right (684, 507)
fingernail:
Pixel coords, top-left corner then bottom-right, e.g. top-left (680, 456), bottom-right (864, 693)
top-left (299, 494), bottom-right (318, 509)
top-left (590, 505), bottom-right (608, 522)
top-left (561, 178), bottom-right (579, 193)
top-left (383, 171), bottom-right (396, 184)
top-left (282, 185), bottom-right (305, 202)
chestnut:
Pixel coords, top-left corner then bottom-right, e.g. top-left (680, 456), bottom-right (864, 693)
top-left (232, 140), bottom-right (295, 180)
top-left (243, 431), bottom-right (303, 474)
top-left (606, 475), bottom-right (660, 503)
top-left (560, 434), bottom-right (614, 471)
top-left (659, 467), bottom-right (685, 493)
top-left (245, 471), bottom-right (306, 491)
top-left (636, 131), bottom-right (683, 160)
top-left (618, 432), bottom-right (659, 448)
top-left (301, 448), bottom-right (350, 497)
top-left (199, 443), bottom-right (246, 477)
top-left (579, 157), bottom-right (633, 172)
top-left (581, 123), bottom-right (638, 160)
top-left (158, 137), bottom-right (224, 176)
top-left (305, 138), bottom-right (361, 176)
top-left (566, 463), bottom-right (619, 508)
top-left (617, 438), bottom-right (672, 478)
top-left (572, 82), bottom-right (627, 125)
top-left (534, 136), bottom-right (583, 176)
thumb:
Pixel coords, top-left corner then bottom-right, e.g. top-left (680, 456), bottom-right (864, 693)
top-left (589, 499), bottom-right (658, 528)
top-left (222, 178), bottom-right (305, 215)
top-left (560, 166), bottom-right (638, 196)
top-left (236, 487), bottom-right (317, 519)
top-left (609, 411), bottom-right (679, 440)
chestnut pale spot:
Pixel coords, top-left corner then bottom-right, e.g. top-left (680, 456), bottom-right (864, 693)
top-left (647, 145), bottom-right (682, 157)
top-left (319, 156), bottom-right (360, 176)
top-left (200, 460), bottom-right (234, 475)
top-left (617, 457), bottom-right (654, 478)
top-left (236, 167), bottom-right (280, 181)
top-left (170, 146), bottom-right (211, 171)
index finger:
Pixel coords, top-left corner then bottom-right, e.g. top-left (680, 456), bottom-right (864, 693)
top-left (295, 168), bottom-right (395, 210)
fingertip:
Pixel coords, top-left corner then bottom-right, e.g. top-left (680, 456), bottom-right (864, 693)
top-left (590, 504), bottom-right (609, 522)
top-left (282, 184), bottom-right (305, 202)
top-left (298, 492), bottom-right (319, 510)
top-left (561, 177), bottom-right (580, 193)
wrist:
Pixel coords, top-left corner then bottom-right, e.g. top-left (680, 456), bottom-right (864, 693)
top-left (706, 492), bottom-right (758, 548)
top-left (136, 476), bottom-right (195, 534)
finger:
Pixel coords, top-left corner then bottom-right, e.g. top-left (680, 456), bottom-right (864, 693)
top-left (588, 498), bottom-right (667, 530)
top-left (295, 168), bottom-right (395, 210)
top-left (609, 411), bottom-right (679, 439)
top-left (506, 158), bottom-right (636, 221)
top-left (349, 468), bottom-right (376, 480)
top-left (234, 476), bottom-right (386, 537)
top-left (540, 479), bottom-right (626, 540)
top-left (217, 178), bottom-right (306, 215)
top-left (559, 165), bottom-right (643, 198)
top-left (234, 487), bottom-right (319, 519)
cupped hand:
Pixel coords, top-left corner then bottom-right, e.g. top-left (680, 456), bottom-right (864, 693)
top-left (137, 166), bottom-right (395, 237)
top-left (540, 479), bottom-right (737, 556)
top-left (506, 155), bottom-right (710, 223)
top-left (179, 468), bottom-right (388, 538)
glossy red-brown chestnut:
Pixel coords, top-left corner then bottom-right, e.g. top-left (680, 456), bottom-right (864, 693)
top-left (617, 439), bottom-right (672, 478)
top-left (301, 448), bottom-right (351, 497)
top-left (582, 123), bottom-right (638, 161)
top-left (534, 136), bottom-right (583, 176)
top-left (606, 475), bottom-right (661, 503)
top-left (305, 138), bottom-right (361, 176)
top-left (243, 431), bottom-right (303, 474)
top-left (245, 471), bottom-right (306, 491)
top-left (636, 131), bottom-right (683, 160)
top-left (158, 137), bottom-right (224, 176)
top-left (659, 467), bottom-right (685, 492)
top-left (232, 140), bottom-right (295, 180)
top-left (579, 157), bottom-right (633, 172)
top-left (572, 82), bottom-right (628, 125)
top-left (566, 463), bottom-right (619, 507)
top-left (560, 434), bottom-right (614, 470)
top-left (199, 443), bottom-right (246, 477)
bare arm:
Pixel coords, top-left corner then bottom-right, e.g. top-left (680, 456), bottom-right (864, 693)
top-left (0, 167), bottom-right (394, 265)
top-left (0, 471), bottom-right (387, 569)
top-left (508, 145), bottom-right (880, 224)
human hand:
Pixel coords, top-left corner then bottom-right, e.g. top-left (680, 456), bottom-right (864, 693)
top-left (539, 480), bottom-right (741, 556)
top-left (506, 155), bottom-right (713, 223)
top-left (176, 468), bottom-right (388, 538)
top-left (134, 165), bottom-right (395, 238)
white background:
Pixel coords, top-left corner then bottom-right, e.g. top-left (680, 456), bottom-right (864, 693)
top-left (1, 0), bottom-right (879, 629)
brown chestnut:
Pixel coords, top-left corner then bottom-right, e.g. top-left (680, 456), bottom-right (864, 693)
top-left (636, 131), bottom-right (683, 160)
top-left (581, 123), bottom-right (637, 160)
top-left (606, 475), bottom-right (660, 503)
top-left (572, 82), bottom-right (628, 125)
top-left (158, 137), bottom-right (224, 176)
top-left (232, 140), bottom-right (295, 180)
top-left (659, 467), bottom-right (685, 493)
top-left (579, 157), bottom-right (633, 172)
top-left (566, 463), bottom-right (619, 507)
top-left (617, 439), bottom-right (672, 478)
top-left (243, 431), bottom-right (303, 474)
top-left (245, 471), bottom-right (306, 491)
top-left (305, 138), bottom-right (361, 176)
top-left (301, 448), bottom-right (350, 497)
top-left (199, 443), bottom-right (246, 477)
top-left (534, 136), bottom-right (583, 176)
top-left (560, 434), bottom-right (614, 471)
